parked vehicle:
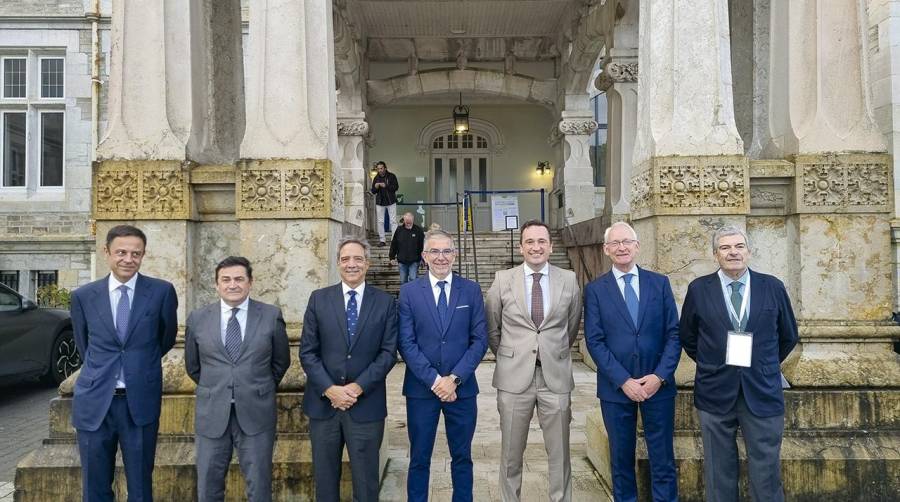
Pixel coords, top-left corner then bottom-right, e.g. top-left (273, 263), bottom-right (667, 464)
top-left (0, 282), bottom-right (80, 385)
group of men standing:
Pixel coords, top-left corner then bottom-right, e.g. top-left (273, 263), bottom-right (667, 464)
top-left (69, 219), bottom-right (797, 502)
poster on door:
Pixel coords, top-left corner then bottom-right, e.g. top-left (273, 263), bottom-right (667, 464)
top-left (491, 195), bottom-right (520, 232)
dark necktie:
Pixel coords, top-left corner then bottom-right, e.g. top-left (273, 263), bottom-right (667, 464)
top-left (115, 285), bottom-right (130, 343)
top-left (346, 290), bottom-right (358, 345)
top-left (623, 273), bottom-right (639, 326)
top-left (730, 281), bottom-right (744, 329)
top-left (224, 307), bottom-right (242, 362)
top-left (437, 281), bottom-right (448, 330)
top-left (531, 272), bottom-right (544, 327)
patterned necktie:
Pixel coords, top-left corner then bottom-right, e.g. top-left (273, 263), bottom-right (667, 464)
top-left (730, 281), bottom-right (744, 329)
top-left (531, 272), bottom-right (544, 327)
top-left (346, 290), bottom-right (358, 345)
top-left (115, 285), bottom-right (130, 343)
top-left (224, 307), bottom-right (242, 362)
top-left (437, 281), bottom-right (448, 330)
top-left (623, 273), bottom-right (639, 326)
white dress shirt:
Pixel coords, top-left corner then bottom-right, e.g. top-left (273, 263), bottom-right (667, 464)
top-left (108, 273), bottom-right (138, 389)
top-left (428, 272), bottom-right (453, 305)
top-left (611, 265), bottom-right (640, 301)
top-left (220, 296), bottom-right (250, 346)
top-left (341, 281), bottom-right (366, 311)
top-left (523, 262), bottom-right (550, 318)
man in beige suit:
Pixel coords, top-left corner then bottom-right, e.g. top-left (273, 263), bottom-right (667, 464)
top-left (486, 220), bottom-right (583, 502)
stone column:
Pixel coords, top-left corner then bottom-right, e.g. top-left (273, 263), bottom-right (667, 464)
top-left (338, 117), bottom-right (370, 230)
top-left (554, 104), bottom-right (599, 225)
top-left (597, 58), bottom-right (637, 222)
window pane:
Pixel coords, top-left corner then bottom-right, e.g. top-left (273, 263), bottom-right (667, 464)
top-left (462, 134), bottom-right (473, 148)
top-left (449, 158), bottom-right (457, 200)
top-left (0, 288), bottom-right (19, 311)
top-left (34, 270), bottom-right (58, 290)
top-left (479, 158), bottom-right (487, 202)
top-left (3, 113), bottom-right (26, 187)
top-left (464, 158), bottom-right (472, 192)
top-left (477, 136), bottom-right (487, 149)
top-left (0, 271), bottom-right (19, 291)
top-left (41, 113), bottom-right (64, 186)
top-left (41, 58), bottom-right (65, 98)
top-left (433, 136), bottom-right (443, 149)
top-left (448, 134), bottom-right (458, 149)
top-left (434, 158), bottom-right (443, 202)
top-left (3, 58), bottom-right (26, 98)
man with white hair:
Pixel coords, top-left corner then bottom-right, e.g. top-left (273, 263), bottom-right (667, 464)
top-left (583, 221), bottom-right (681, 502)
top-left (389, 212), bottom-right (424, 284)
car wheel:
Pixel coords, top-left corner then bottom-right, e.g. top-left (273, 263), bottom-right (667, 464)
top-left (43, 329), bottom-right (82, 385)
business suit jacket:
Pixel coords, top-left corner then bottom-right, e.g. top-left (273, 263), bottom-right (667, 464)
top-left (584, 267), bottom-right (681, 404)
top-left (299, 283), bottom-right (398, 422)
top-left (70, 273), bottom-right (178, 431)
top-left (184, 299), bottom-right (290, 438)
top-left (679, 269), bottom-right (798, 417)
top-left (486, 263), bottom-right (582, 394)
top-left (397, 274), bottom-right (488, 399)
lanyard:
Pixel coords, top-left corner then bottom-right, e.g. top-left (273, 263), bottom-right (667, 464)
top-left (725, 275), bottom-right (750, 326)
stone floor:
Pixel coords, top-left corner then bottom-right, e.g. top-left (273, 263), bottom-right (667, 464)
top-left (379, 361), bottom-right (610, 501)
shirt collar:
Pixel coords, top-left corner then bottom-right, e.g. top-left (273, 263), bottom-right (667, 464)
top-left (611, 265), bottom-right (639, 281)
top-left (429, 272), bottom-right (452, 289)
top-left (220, 296), bottom-right (250, 313)
top-left (108, 273), bottom-right (138, 293)
top-left (523, 262), bottom-right (550, 278)
top-left (718, 268), bottom-right (750, 288)
top-left (342, 282), bottom-right (366, 296)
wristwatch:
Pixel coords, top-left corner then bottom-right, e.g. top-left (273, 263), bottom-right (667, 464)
top-left (450, 374), bottom-right (461, 386)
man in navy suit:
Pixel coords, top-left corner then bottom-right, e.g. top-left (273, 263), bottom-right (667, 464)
top-left (70, 225), bottom-right (178, 502)
top-left (300, 237), bottom-right (398, 502)
top-left (398, 229), bottom-right (488, 502)
top-left (584, 221), bottom-right (681, 502)
top-left (680, 226), bottom-right (798, 502)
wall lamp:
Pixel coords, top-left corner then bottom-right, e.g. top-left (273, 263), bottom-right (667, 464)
top-left (536, 161), bottom-right (551, 176)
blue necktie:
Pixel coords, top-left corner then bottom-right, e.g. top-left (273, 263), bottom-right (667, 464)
top-left (623, 273), bottom-right (639, 327)
top-left (115, 285), bottom-right (130, 343)
top-left (346, 290), bottom-right (358, 345)
top-left (437, 281), bottom-right (448, 330)
top-left (224, 307), bottom-right (242, 362)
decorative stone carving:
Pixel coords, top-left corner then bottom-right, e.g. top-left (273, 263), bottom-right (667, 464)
top-left (337, 120), bottom-right (370, 137)
top-left (558, 119), bottom-right (599, 136)
top-left (605, 61), bottom-right (638, 82)
top-left (236, 160), bottom-right (336, 220)
top-left (796, 154), bottom-right (891, 213)
top-left (93, 160), bottom-right (190, 220)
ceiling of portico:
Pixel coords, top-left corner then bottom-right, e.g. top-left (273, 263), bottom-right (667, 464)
top-left (343, 0), bottom-right (581, 62)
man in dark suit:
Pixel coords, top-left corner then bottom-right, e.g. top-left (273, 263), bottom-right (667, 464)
top-left (680, 225), bottom-right (798, 502)
top-left (584, 221), bottom-right (681, 502)
top-left (300, 237), bottom-right (398, 502)
top-left (398, 229), bottom-right (488, 502)
top-left (70, 225), bottom-right (178, 501)
top-left (184, 256), bottom-right (290, 502)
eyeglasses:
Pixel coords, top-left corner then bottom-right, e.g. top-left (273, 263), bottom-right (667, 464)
top-left (605, 239), bottom-right (638, 249)
top-left (426, 248), bottom-right (455, 257)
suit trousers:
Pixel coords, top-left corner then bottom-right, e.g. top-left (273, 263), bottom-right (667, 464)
top-left (195, 404), bottom-right (275, 502)
top-left (375, 204), bottom-right (396, 242)
top-left (497, 366), bottom-right (572, 502)
top-left (698, 391), bottom-right (785, 502)
top-left (77, 394), bottom-right (159, 502)
top-left (309, 411), bottom-right (385, 502)
top-left (407, 395), bottom-right (477, 502)
top-left (600, 398), bottom-right (677, 502)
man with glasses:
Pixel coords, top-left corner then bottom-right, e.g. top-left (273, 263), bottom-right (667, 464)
top-left (485, 220), bottom-right (582, 502)
top-left (397, 229), bottom-right (488, 502)
top-left (680, 226), bottom-right (797, 502)
top-left (583, 222), bottom-right (681, 502)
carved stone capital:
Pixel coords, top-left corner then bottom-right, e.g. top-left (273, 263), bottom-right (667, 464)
top-left (236, 159), bottom-right (336, 220)
top-left (604, 61), bottom-right (638, 83)
top-left (629, 155), bottom-right (750, 219)
top-left (558, 119), bottom-right (599, 136)
top-left (93, 160), bottom-right (190, 220)
top-left (795, 154), bottom-right (892, 213)
top-left (337, 120), bottom-right (370, 137)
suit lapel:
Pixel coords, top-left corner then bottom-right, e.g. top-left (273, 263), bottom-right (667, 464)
top-left (542, 265), bottom-right (564, 327)
top-left (350, 284), bottom-right (376, 351)
top-left (124, 274), bottom-right (152, 344)
top-left (328, 284), bottom-right (351, 349)
top-left (745, 269), bottom-right (763, 331)
top-left (91, 277), bottom-right (118, 339)
top-left (603, 272), bottom-right (636, 330)
top-left (442, 276), bottom-right (462, 335)
top-left (236, 300), bottom-right (260, 361)
top-left (635, 267), bottom-right (654, 329)
top-left (512, 266), bottom-right (535, 329)
top-left (207, 303), bottom-right (231, 360)
top-left (420, 276), bottom-right (443, 334)
top-left (706, 273), bottom-right (733, 329)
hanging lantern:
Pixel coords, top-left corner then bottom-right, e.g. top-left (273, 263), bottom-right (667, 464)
top-left (453, 93), bottom-right (470, 135)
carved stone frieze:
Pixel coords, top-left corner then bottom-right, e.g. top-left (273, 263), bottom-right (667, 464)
top-left (629, 155), bottom-right (750, 218)
top-left (796, 154), bottom-right (891, 213)
top-left (558, 119), bottom-right (599, 136)
top-left (236, 159), bottom-right (336, 220)
top-left (94, 160), bottom-right (190, 220)
top-left (337, 120), bottom-right (369, 137)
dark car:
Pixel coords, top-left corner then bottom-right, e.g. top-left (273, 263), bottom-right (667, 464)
top-left (0, 282), bottom-right (81, 385)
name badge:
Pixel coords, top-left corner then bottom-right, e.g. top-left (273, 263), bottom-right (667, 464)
top-left (726, 330), bottom-right (753, 367)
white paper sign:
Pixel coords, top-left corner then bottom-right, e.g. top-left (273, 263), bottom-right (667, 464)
top-left (491, 195), bottom-right (519, 232)
top-left (725, 330), bottom-right (753, 367)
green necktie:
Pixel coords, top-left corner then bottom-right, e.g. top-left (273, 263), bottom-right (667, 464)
top-left (730, 281), bottom-right (744, 329)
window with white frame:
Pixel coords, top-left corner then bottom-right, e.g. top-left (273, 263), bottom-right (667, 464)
top-left (0, 51), bottom-right (65, 189)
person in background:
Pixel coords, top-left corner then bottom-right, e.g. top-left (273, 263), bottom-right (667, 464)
top-left (390, 212), bottom-right (425, 284)
top-left (370, 161), bottom-right (399, 247)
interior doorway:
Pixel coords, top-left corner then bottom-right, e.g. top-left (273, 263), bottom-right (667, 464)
top-left (429, 133), bottom-right (491, 231)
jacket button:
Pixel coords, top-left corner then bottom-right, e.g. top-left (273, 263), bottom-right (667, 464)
top-left (536, 330), bottom-right (541, 334)
top-left (347, 355), bottom-right (352, 359)
top-left (532, 349), bottom-right (537, 354)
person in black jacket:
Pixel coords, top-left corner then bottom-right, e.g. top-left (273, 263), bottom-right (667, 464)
top-left (370, 161), bottom-right (399, 246)
top-left (389, 212), bottom-right (425, 284)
